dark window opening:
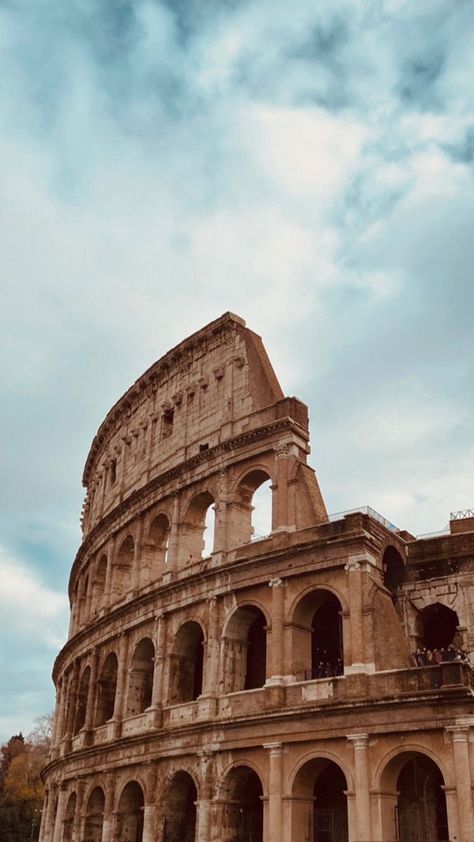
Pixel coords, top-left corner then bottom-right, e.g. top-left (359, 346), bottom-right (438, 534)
top-left (171, 622), bottom-right (204, 704)
top-left (382, 546), bottom-right (405, 596)
top-left (313, 763), bottom-right (348, 842)
top-left (110, 459), bottom-right (117, 485)
top-left (420, 603), bottom-right (460, 651)
top-left (225, 767), bottom-right (263, 842)
top-left (311, 595), bottom-right (343, 679)
top-left (244, 612), bottom-right (267, 690)
top-left (95, 653), bottom-right (118, 726)
top-left (163, 772), bottom-right (197, 842)
top-left (161, 409), bottom-right (174, 440)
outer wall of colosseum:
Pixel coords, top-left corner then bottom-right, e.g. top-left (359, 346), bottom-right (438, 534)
top-left (41, 312), bottom-right (474, 842)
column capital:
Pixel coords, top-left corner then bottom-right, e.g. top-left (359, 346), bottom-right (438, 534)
top-left (344, 559), bottom-right (361, 573)
top-left (263, 741), bottom-right (284, 755)
top-left (274, 443), bottom-right (290, 459)
top-left (347, 732), bottom-right (370, 748)
top-left (268, 577), bottom-right (286, 588)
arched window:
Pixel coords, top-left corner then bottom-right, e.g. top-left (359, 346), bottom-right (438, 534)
top-left (380, 752), bottom-right (449, 842)
top-left (117, 781), bottom-right (144, 842)
top-left (382, 546), bottom-right (405, 595)
top-left (126, 638), bottom-right (155, 716)
top-left (170, 622), bottom-right (205, 704)
top-left (419, 603), bottom-right (460, 651)
top-left (79, 574), bottom-right (89, 626)
top-left (114, 536), bottom-right (134, 600)
top-left (228, 470), bottom-right (272, 547)
top-left (62, 792), bottom-right (76, 842)
top-left (73, 666), bottom-right (90, 734)
top-left (220, 766), bottom-right (263, 842)
top-left (163, 772), bottom-right (197, 842)
top-left (292, 758), bottom-right (348, 842)
top-left (95, 652), bottom-right (118, 726)
top-left (142, 514), bottom-right (170, 585)
top-left (292, 590), bottom-right (343, 681)
top-left (223, 606), bottom-right (267, 693)
top-left (92, 554), bottom-right (108, 614)
top-left (84, 787), bottom-right (105, 842)
top-left (180, 493), bottom-right (215, 564)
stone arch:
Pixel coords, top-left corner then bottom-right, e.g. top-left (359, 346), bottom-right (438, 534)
top-left (162, 770), bottom-right (198, 842)
top-left (169, 620), bottom-right (205, 704)
top-left (62, 791), bottom-right (76, 842)
top-left (228, 466), bottom-right (273, 546)
top-left (95, 651), bottom-right (118, 726)
top-left (222, 605), bottom-right (268, 693)
top-left (84, 786), bottom-right (105, 842)
top-left (92, 553), bottom-right (108, 614)
top-left (114, 535), bottom-right (135, 600)
top-left (79, 572), bottom-right (90, 626)
top-left (142, 512), bottom-right (170, 585)
top-left (291, 588), bottom-right (344, 681)
top-left (291, 755), bottom-right (349, 842)
top-left (382, 545), bottom-right (406, 594)
top-left (73, 665), bottom-right (91, 734)
top-left (180, 491), bottom-right (215, 563)
top-left (378, 749), bottom-right (450, 842)
top-left (125, 637), bottom-right (155, 716)
top-left (116, 780), bottom-right (144, 842)
top-left (218, 764), bottom-right (264, 842)
top-left (417, 602), bottom-right (461, 651)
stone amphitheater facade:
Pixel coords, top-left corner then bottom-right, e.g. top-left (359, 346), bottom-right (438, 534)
top-left (40, 312), bottom-right (474, 842)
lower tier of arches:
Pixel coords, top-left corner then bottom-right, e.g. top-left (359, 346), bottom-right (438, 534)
top-left (40, 728), bottom-right (474, 842)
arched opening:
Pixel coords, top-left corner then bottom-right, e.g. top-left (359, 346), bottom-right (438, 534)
top-left (170, 622), bottom-right (205, 704)
top-left (380, 752), bottom-right (449, 842)
top-left (142, 514), bottom-right (170, 585)
top-left (292, 758), bottom-right (348, 842)
top-left (221, 766), bottom-right (263, 842)
top-left (80, 574), bottom-right (89, 625)
top-left (92, 554), bottom-right (108, 614)
top-left (116, 781), bottom-right (144, 842)
top-left (62, 792), bottom-right (76, 842)
top-left (114, 536), bottom-right (134, 600)
top-left (397, 756), bottom-right (448, 841)
top-left (84, 787), bottom-right (105, 842)
top-left (126, 638), bottom-right (155, 716)
top-left (418, 603), bottom-right (460, 651)
top-left (163, 771), bottom-right (197, 842)
top-left (181, 492), bottom-right (215, 563)
top-left (292, 590), bottom-right (343, 681)
top-left (228, 470), bottom-right (273, 547)
top-left (223, 606), bottom-right (267, 693)
top-left (95, 652), bottom-right (118, 726)
top-left (73, 666), bottom-right (91, 734)
top-left (382, 546), bottom-right (405, 595)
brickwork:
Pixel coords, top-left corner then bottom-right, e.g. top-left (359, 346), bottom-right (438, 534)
top-left (41, 313), bottom-right (474, 842)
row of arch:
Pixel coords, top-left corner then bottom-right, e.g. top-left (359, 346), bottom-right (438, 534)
top-left (52, 750), bottom-right (450, 842)
top-left (65, 589), bottom-right (462, 739)
top-left (73, 470), bottom-right (274, 630)
top-left (66, 590), bottom-right (346, 738)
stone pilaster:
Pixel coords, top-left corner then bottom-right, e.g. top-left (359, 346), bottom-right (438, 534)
top-left (347, 733), bottom-right (372, 841)
top-left (264, 742), bottom-right (284, 842)
top-left (446, 721), bottom-right (474, 842)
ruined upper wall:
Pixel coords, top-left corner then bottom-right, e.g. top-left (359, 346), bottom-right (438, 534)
top-left (81, 313), bottom-right (299, 533)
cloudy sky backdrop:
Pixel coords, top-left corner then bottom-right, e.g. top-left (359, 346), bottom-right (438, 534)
top-left (1, 0), bottom-right (473, 741)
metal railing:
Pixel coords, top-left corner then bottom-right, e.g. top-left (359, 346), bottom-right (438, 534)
top-left (328, 505), bottom-right (399, 532)
top-left (450, 508), bottom-right (474, 520)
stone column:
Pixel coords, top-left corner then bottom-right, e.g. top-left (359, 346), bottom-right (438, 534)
top-left (202, 595), bottom-right (220, 699)
top-left (131, 515), bottom-right (145, 593)
top-left (102, 776), bottom-right (116, 842)
top-left (446, 722), bottom-right (474, 842)
top-left (212, 469), bottom-right (228, 555)
top-left (84, 648), bottom-right (99, 740)
top-left (150, 612), bottom-right (167, 725)
top-left (37, 789), bottom-right (50, 842)
top-left (164, 492), bottom-right (180, 579)
top-left (268, 578), bottom-right (285, 683)
top-left (103, 534), bottom-right (116, 609)
top-left (72, 780), bottom-right (85, 842)
top-left (347, 733), bottom-right (372, 842)
top-left (264, 742), bottom-right (284, 842)
top-left (273, 444), bottom-right (290, 532)
top-left (143, 765), bottom-right (157, 842)
top-left (344, 558), bottom-right (366, 673)
top-left (112, 633), bottom-right (130, 738)
top-left (63, 661), bottom-right (80, 751)
top-left (197, 750), bottom-right (215, 842)
top-left (52, 784), bottom-right (68, 842)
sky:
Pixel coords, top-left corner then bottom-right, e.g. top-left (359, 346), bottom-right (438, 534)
top-left (1, 0), bottom-right (473, 742)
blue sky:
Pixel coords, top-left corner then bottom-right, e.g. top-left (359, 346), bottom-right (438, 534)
top-left (1, 0), bottom-right (473, 741)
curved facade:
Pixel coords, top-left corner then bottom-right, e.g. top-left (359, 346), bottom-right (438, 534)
top-left (41, 312), bottom-right (474, 842)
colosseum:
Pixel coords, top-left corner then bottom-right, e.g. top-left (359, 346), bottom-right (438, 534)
top-left (40, 312), bottom-right (474, 842)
